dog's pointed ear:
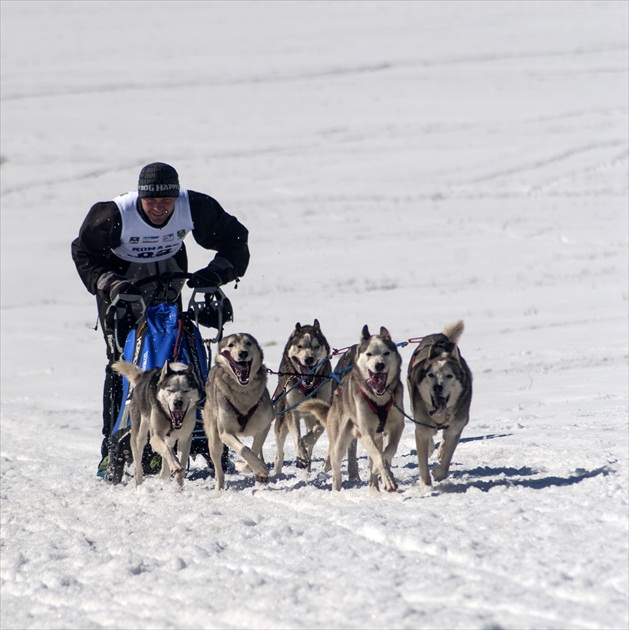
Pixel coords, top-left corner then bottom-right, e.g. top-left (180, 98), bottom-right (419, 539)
top-left (380, 326), bottom-right (391, 340)
top-left (313, 318), bottom-right (320, 330)
top-left (361, 324), bottom-right (371, 340)
top-left (450, 344), bottom-right (461, 362)
top-left (161, 362), bottom-right (170, 379)
top-left (295, 322), bottom-right (301, 331)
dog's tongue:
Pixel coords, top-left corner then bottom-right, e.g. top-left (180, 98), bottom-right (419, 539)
top-left (221, 351), bottom-right (251, 383)
top-left (292, 357), bottom-right (316, 385)
top-left (171, 408), bottom-right (186, 428)
top-left (430, 396), bottom-right (448, 416)
top-left (367, 371), bottom-right (388, 395)
top-left (292, 357), bottom-right (313, 375)
top-left (235, 362), bottom-right (252, 384)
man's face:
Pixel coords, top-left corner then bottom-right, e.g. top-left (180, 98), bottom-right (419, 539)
top-left (140, 197), bottom-right (176, 225)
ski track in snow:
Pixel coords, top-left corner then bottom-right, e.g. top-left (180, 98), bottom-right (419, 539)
top-left (1, 2), bottom-right (628, 629)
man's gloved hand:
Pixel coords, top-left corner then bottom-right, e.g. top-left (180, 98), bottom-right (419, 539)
top-left (97, 272), bottom-right (141, 304)
top-left (109, 279), bottom-right (141, 303)
top-left (187, 266), bottom-right (222, 289)
top-left (187, 257), bottom-right (237, 289)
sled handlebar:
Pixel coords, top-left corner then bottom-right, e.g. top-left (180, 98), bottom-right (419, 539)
top-left (107, 272), bottom-right (230, 349)
top-left (130, 271), bottom-right (218, 290)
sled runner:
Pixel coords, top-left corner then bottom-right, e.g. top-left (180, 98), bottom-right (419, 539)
top-left (103, 272), bottom-right (233, 485)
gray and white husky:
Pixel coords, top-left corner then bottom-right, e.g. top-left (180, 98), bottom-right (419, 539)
top-left (300, 326), bottom-right (405, 492)
top-left (111, 360), bottom-right (202, 487)
top-left (407, 320), bottom-right (473, 488)
top-left (203, 333), bottom-right (275, 490)
top-left (273, 320), bottom-right (332, 474)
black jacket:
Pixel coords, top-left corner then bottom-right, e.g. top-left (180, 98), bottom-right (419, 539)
top-left (71, 190), bottom-right (249, 296)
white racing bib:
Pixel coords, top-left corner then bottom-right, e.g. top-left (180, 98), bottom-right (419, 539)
top-left (111, 190), bottom-right (194, 262)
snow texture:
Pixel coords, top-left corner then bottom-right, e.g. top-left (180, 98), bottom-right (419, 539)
top-left (1, 1), bottom-right (627, 629)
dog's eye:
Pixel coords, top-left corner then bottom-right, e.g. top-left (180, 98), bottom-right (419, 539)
top-left (384, 351), bottom-right (390, 356)
top-left (297, 345), bottom-right (303, 349)
top-left (446, 374), bottom-right (454, 379)
top-left (366, 352), bottom-right (372, 357)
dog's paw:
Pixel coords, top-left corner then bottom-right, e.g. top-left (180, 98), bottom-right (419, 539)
top-left (255, 475), bottom-right (269, 484)
top-left (432, 466), bottom-right (449, 482)
top-left (382, 478), bottom-right (398, 493)
top-left (380, 470), bottom-right (398, 493)
top-left (295, 456), bottom-right (310, 469)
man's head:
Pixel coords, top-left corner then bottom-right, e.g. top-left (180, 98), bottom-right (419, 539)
top-left (137, 162), bottom-right (180, 225)
top-left (138, 162), bottom-right (180, 198)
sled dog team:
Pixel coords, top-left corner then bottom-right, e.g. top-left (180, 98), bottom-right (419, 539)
top-left (112, 319), bottom-right (472, 492)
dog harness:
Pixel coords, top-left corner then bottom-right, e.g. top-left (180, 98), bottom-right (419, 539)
top-left (359, 386), bottom-right (397, 433)
top-left (294, 371), bottom-right (326, 395)
top-left (223, 396), bottom-right (260, 430)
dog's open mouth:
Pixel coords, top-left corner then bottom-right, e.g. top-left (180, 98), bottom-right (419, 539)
top-left (222, 351), bottom-right (252, 385)
top-left (429, 395), bottom-right (450, 416)
top-left (169, 407), bottom-right (188, 430)
top-left (292, 356), bottom-right (316, 387)
top-left (366, 370), bottom-right (388, 396)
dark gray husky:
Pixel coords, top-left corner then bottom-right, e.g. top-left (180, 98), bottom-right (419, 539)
top-left (406, 320), bottom-right (473, 488)
top-left (273, 320), bottom-right (332, 474)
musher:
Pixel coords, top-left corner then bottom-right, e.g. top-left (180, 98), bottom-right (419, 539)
top-left (71, 162), bottom-right (250, 474)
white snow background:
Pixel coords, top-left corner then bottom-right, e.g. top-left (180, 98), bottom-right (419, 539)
top-left (1, 1), bottom-right (628, 629)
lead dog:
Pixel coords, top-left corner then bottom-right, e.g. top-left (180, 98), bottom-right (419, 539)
top-left (273, 320), bottom-right (332, 474)
top-left (203, 333), bottom-right (274, 490)
top-left (111, 360), bottom-right (202, 487)
top-left (407, 320), bottom-right (473, 488)
top-left (300, 326), bottom-right (405, 492)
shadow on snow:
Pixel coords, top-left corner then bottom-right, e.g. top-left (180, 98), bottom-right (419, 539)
top-left (437, 465), bottom-right (613, 493)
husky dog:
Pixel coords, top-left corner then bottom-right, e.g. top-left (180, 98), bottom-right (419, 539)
top-left (111, 360), bottom-right (202, 487)
top-left (300, 326), bottom-right (405, 492)
top-left (203, 333), bottom-right (274, 490)
top-left (273, 320), bottom-right (332, 474)
top-left (407, 320), bottom-right (473, 488)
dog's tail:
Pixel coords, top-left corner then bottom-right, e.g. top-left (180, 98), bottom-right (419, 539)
top-left (111, 360), bottom-right (145, 388)
top-left (443, 320), bottom-right (464, 345)
top-left (298, 399), bottom-right (330, 426)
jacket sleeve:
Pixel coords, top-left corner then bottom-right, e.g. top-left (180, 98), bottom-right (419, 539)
top-left (71, 202), bottom-right (123, 295)
top-left (188, 190), bottom-right (250, 280)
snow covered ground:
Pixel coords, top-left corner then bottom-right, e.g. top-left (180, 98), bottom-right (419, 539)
top-left (1, 1), bottom-right (627, 628)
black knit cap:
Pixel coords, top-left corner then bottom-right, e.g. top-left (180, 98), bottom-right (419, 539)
top-left (137, 162), bottom-right (180, 198)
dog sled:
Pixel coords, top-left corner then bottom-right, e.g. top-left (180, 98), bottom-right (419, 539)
top-left (103, 272), bottom-right (233, 485)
